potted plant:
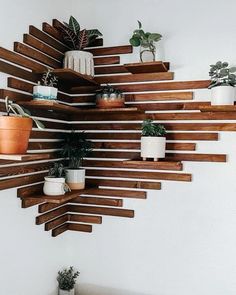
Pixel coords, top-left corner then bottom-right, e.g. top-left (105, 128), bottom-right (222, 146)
top-left (96, 84), bottom-right (125, 108)
top-left (57, 16), bottom-right (102, 77)
top-left (129, 20), bottom-right (162, 63)
top-left (43, 163), bottom-right (70, 196)
top-left (141, 119), bottom-right (166, 161)
top-left (57, 266), bottom-right (80, 295)
top-left (0, 97), bottom-right (44, 154)
top-left (33, 69), bottom-right (58, 101)
top-left (208, 61), bottom-right (236, 105)
top-left (61, 132), bottom-right (92, 190)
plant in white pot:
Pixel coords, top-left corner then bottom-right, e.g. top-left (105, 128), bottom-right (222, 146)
top-left (141, 119), bottom-right (166, 161)
top-left (43, 163), bottom-right (70, 196)
top-left (33, 69), bottom-right (58, 100)
top-left (57, 266), bottom-right (80, 295)
top-left (96, 84), bottom-right (125, 108)
top-left (209, 61), bottom-right (236, 105)
top-left (57, 16), bottom-right (102, 77)
top-left (61, 132), bottom-right (92, 190)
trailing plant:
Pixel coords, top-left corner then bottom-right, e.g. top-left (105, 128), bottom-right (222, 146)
top-left (48, 163), bottom-right (65, 178)
top-left (61, 131), bottom-right (92, 169)
top-left (209, 61), bottom-right (236, 89)
top-left (129, 20), bottom-right (162, 61)
top-left (39, 69), bottom-right (58, 87)
top-left (4, 97), bottom-right (44, 129)
top-left (96, 84), bottom-right (123, 97)
top-left (57, 266), bottom-right (80, 291)
top-left (141, 119), bottom-right (166, 137)
top-left (57, 16), bottom-right (102, 50)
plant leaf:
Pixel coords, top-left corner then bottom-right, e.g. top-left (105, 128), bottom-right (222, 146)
top-left (87, 29), bottom-right (102, 37)
top-left (129, 37), bottom-right (141, 47)
top-left (149, 33), bottom-right (162, 42)
top-left (58, 25), bottom-right (78, 50)
top-left (78, 29), bottom-right (89, 50)
top-left (68, 16), bottom-right (80, 35)
top-left (137, 20), bottom-right (142, 29)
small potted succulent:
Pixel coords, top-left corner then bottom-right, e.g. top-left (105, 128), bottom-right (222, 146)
top-left (61, 132), bottom-right (92, 190)
top-left (208, 61), bottom-right (236, 105)
top-left (0, 97), bottom-right (44, 154)
top-left (33, 69), bottom-right (58, 100)
top-left (96, 85), bottom-right (125, 108)
top-left (57, 266), bottom-right (80, 295)
top-left (43, 163), bottom-right (70, 196)
top-left (57, 16), bottom-right (102, 77)
top-left (141, 119), bottom-right (166, 161)
top-left (129, 20), bottom-right (162, 62)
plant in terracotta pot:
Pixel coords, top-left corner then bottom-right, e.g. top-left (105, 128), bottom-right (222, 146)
top-left (141, 119), bottom-right (166, 161)
top-left (57, 266), bottom-right (80, 295)
top-left (43, 163), bottom-right (70, 196)
top-left (129, 20), bottom-right (162, 63)
top-left (0, 97), bottom-right (44, 154)
top-left (33, 69), bottom-right (58, 101)
top-left (61, 131), bottom-right (92, 190)
top-left (56, 16), bottom-right (102, 77)
top-left (96, 84), bottom-right (125, 108)
top-left (208, 61), bottom-right (236, 105)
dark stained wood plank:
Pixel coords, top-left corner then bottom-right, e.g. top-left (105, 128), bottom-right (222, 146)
top-left (45, 214), bottom-right (68, 231)
top-left (51, 223), bottom-right (68, 237)
top-left (95, 65), bottom-right (128, 75)
top-left (86, 45), bottom-right (132, 56)
top-left (200, 105), bottom-right (236, 112)
top-left (165, 153), bottom-right (227, 162)
top-left (94, 56), bottom-right (120, 66)
top-left (67, 223), bottom-right (92, 233)
top-left (0, 153), bottom-right (50, 161)
top-left (80, 188), bottom-right (147, 199)
top-left (36, 205), bottom-right (69, 225)
top-left (68, 214), bottom-right (102, 224)
top-left (0, 89), bottom-right (31, 101)
top-left (125, 92), bottom-right (193, 101)
top-left (72, 196), bottom-right (123, 206)
top-left (124, 61), bottom-right (169, 73)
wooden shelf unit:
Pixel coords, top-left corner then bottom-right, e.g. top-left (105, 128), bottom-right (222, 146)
top-left (124, 61), bottom-right (170, 74)
top-left (0, 153), bottom-right (50, 161)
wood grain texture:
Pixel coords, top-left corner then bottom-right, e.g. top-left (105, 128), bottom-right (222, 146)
top-left (125, 91), bottom-right (193, 101)
top-left (80, 188), bottom-right (147, 199)
top-left (86, 45), bottom-right (132, 56)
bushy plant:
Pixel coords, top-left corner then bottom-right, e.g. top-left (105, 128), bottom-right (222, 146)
top-left (57, 16), bottom-right (102, 50)
top-left (48, 163), bottom-right (65, 178)
top-left (96, 84), bottom-right (123, 97)
top-left (40, 69), bottom-right (58, 87)
top-left (208, 61), bottom-right (236, 89)
top-left (141, 119), bottom-right (166, 137)
top-left (61, 131), bottom-right (92, 169)
top-left (57, 266), bottom-right (80, 291)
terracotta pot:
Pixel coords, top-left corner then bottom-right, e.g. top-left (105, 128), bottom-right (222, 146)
top-left (0, 116), bottom-right (33, 154)
top-left (96, 94), bottom-right (125, 109)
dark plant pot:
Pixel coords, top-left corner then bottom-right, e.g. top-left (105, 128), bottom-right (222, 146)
top-left (96, 93), bottom-right (125, 109)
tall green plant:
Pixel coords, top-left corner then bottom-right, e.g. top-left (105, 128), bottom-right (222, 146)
top-left (208, 61), bottom-right (236, 89)
top-left (57, 266), bottom-right (79, 291)
top-left (61, 131), bottom-right (92, 169)
top-left (57, 16), bottom-right (102, 50)
top-left (141, 119), bottom-right (166, 137)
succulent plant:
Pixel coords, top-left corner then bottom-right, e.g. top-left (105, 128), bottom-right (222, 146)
top-left (208, 61), bottom-right (236, 89)
top-left (40, 69), bottom-right (58, 87)
top-left (96, 84), bottom-right (123, 97)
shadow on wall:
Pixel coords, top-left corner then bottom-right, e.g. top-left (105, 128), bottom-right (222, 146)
top-left (76, 284), bottom-right (152, 295)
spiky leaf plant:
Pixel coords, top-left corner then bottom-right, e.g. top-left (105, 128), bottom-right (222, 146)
top-left (141, 119), bottom-right (166, 137)
top-left (48, 163), bottom-right (65, 178)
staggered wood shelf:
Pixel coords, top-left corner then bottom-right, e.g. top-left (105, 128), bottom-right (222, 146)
top-left (124, 61), bottom-right (170, 74)
top-left (200, 105), bottom-right (236, 112)
top-left (122, 160), bottom-right (183, 171)
top-left (0, 153), bottom-right (50, 161)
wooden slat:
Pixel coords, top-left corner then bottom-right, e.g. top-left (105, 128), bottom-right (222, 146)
top-left (200, 105), bottom-right (236, 112)
top-left (68, 214), bottom-right (102, 224)
top-left (18, 183), bottom-right (43, 198)
top-left (45, 214), bottom-right (68, 231)
top-left (165, 153), bottom-right (226, 162)
top-left (94, 56), bottom-right (120, 66)
top-left (67, 223), bottom-right (92, 233)
top-left (95, 65), bottom-right (128, 75)
top-left (124, 61), bottom-right (169, 73)
top-left (14, 42), bottom-right (61, 68)
top-left (86, 45), bottom-right (133, 56)
top-left (36, 205), bottom-right (69, 225)
top-left (72, 196), bottom-right (124, 206)
top-left (21, 198), bottom-right (44, 208)
top-left (125, 92), bottom-right (194, 101)
top-left (95, 72), bottom-right (174, 84)
top-left (0, 89), bottom-right (32, 101)
top-left (0, 153), bottom-right (50, 161)
top-left (52, 223), bottom-right (68, 237)
top-left (42, 22), bottom-right (68, 44)
top-left (69, 204), bottom-right (134, 218)
top-left (38, 202), bottom-right (68, 213)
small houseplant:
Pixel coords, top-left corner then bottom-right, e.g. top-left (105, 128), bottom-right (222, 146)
top-left (43, 163), bottom-right (70, 196)
top-left (33, 69), bottom-right (58, 101)
top-left (61, 132), bottom-right (92, 190)
top-left (208, 61), bottom-right (236, 105)
top-left (96, 84), bottom-right (125, 108)
top-left (0, 97), bottom-right (44, 154)
top-left (57, 16), bottom-right (102, 76)
top-left (129, 20), bottom-right (162, 63)
top-left (141, 119), bottom-right (166, 161)
top-left (57, 266), bottom-right (80, 295)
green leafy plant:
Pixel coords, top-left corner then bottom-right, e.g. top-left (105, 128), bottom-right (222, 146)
top-left (5, 97), bottom-right (44, 129)
top-left (129, 20), bottom-right (162, 61)
top-left (61, 131), bottom-right (92, 169)
top-left (48, 163), bottom-right (65, 178)
top-left (209, 61), bottom-right (236, 89)
top-left (142, 119), bottom-right (166, 137)
top-left (57, 16), bottom-right (102, 50)
top-left (57, 266), bottom-right (80, 291)
top-left (96, 84), bottom-right (123, 97)
top-left (39, 69), bottom-right (58, 87)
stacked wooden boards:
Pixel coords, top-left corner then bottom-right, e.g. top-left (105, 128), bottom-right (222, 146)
top-left (0, 18), bottom-right (235, 237)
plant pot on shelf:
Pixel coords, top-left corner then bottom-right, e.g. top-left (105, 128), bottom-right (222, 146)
top-left (58, 289), bottom-right (75, 295)
top-left (64, 51), bottom-right (94, 77)
top-left (43, 177), bottom-right (68, 196)
top-left (211, 85), bottom-right (235, 105)
top-left (33, 85), bottom-right (58, 101)
top-left (141, 136), bottom-right (166, 161)
top-left (0, 116), bottom-right (32, 154)
top-left (96, 93), bottom-right (125, 109)
top-left (66, 168), bottom-right (86, 190)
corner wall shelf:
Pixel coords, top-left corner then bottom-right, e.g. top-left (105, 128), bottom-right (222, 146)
top-left (124, 61), bottom-right (170, 74)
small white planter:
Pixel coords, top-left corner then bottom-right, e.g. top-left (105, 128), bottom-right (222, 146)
top-left (211, 85), bottom-right (235, 105)
top-left (58, 289), bottom-right (74, 295)
top-left (33, 85), bottom-right (58, 100)
top-left (141, 136), bottom-right (166, 161)
top-left (66, 168), bottom-right (85, 190)
top-left (43, 177), bottom-right (67, 196)
top-left (64, 50), bottom-right (94, 77)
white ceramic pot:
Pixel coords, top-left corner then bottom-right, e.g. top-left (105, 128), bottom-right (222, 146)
top-left (141, 136), bottom-right (166, 161)
top-left (58, 288), bottom-right (74, 295)
top-left (211, 85), bottom-right (235, 105)
top-left (33, 85), bottom-right (58, 100)
top-left (43, 177), bottom-right (67, 196)
top-left (64, 50), bottom-right (94, 77)
top-left (66, 169), bottom-right (85, 190)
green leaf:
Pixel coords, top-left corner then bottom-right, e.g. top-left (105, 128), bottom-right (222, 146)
top-left (148, 33), bottom-right (162, 42)
top-left (137, 20), bottom-right (142, 29)
top-left (129, 37), bottom-right (141, 47)
top-left (229, 67), bottom-right (236, 73)
top-left (68, 16), bottom-right (80, 35)
top-left (87, 29), bottom-right (103, 37)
